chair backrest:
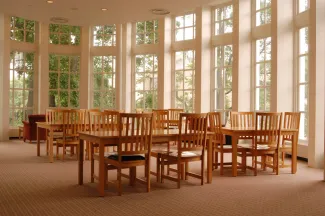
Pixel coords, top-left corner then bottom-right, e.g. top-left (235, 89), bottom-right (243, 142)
top-left (152, 109), bottom-right (169, 129)
top-left (88, 110), bottom-right (120, 132)
top-left (254, 112), bottom-right (282, 149)
top-left (178, 113), bottom-right (208, 153)
top-left (283, 112), bottom-right (301, 141)
top-left (230, 111), bottom-right (255, 128)
top-left (168, 108), bottom-right (184, 127)
top-left (208, 112), bottom-right (223, 144)
top-left (46, 108), bottom-right (64, 124)
top-left (61, 110), bottom-right (85, 140)
top-left (104, 109), bottom-right (125, 113)
top-left (28, 114), bottom-right (46, 125)
top-left (117, 113), bottom-right (153, 160)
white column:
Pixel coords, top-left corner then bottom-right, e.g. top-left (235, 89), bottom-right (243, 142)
top-left (115, 24), bottom-right (122, 109)
top-left (195, 6), bottom-right (211, 113)
top-left (309, 0), bottom-right (325, 169)
top-left (79, 26), bottom-right (90, 109)
top-left (270, 0), bottom-right (294, 112)
top-left (121, 23), bottom-right (132, 112)
top-left (233, 0), bottom-right (251, 111)
top-left (158, 16), bottom-right (172, 109)
top-left (38, 22), bottom-right (49, 113)
top-left (0, 14), bottom-right (10, 141)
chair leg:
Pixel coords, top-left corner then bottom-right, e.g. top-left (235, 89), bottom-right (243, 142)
top-left (262, 156), bottom-right (266, 171)
top-left (220, 152), bottom-right (224, 175)
top-left (56, 144), bottom-right (59, 159)
top-left (129, 167), bottom-right (136, 186)
top-left (201, 156), bottom-right (205, 185)
top-left (161, 157), bottom-right (165, 183)
top-left (91, 144), bottom-right (94, 183)
top-left (254, 155), bottom-right (258, 176)
top-left (215, 151), bottom-right (219, 169)
top-left (62, 145), bottom-right (65, 161)
top-left (177, 161), bottom-right (181, 189)
top-left (156, 154), bottom-right (160, 182)
top-left (185, 162), bottom-right (189, 180)
top-left (275, 153), bottom-right (279, 175)
top-left (147, 157), bottom-right (151, 192)
top-left (117, 168), bottom-right (122, 196)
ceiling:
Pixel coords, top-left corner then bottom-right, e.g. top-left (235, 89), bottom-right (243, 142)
top-left (0, 0), bottom-right (225, 26)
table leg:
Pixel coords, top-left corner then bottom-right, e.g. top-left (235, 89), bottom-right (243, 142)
top-left (292, 132), bottom-right (298, 174)
top-left (98, 143), bottom-right (105, 197)
top-left (232, 134), bottom-right (238, 177)
top-left (207, 138), bottom-right (213, 183)
top-left (37, 126), bottom-right (40, 156)
top-left (78, 139), bottom-right (84, 185)
top-left (49, 129), bottom-right (54, 163)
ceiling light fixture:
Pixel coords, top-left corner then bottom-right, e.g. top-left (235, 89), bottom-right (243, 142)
top-left (47, 0), bottom-right (54, 3)
top-left (101, 8), bottom-right (107, 11)
top-left (70, 7), bottom-right (78, 11)
top-left (50, 17), bottom-right (69, 24)
top-left (151, 9), bottom-right (170, 15)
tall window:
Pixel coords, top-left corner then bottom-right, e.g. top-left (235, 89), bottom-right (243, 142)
top-left (255, 37), bottom-right (271, 111)
top-left (298, 0), bottom-right (309, 13)
top-left (136, 20), bottom-right (158, 45)
top-left (174, 50), bottom-right (195, 113)
top-left (49, 55), bottom-right (80, 108)
top-left (93, 25), bottom-right (116, 46)
top-left (9, 52), bottom-right (34, 127)
top-left (10, 17), bottom-right (35, 43)
top-left (175, 13), bottom-right (196, 41)
top-left (135, 54), bottom-right (158, 109)
top-left (92, 56), bottom-right (116, 109)
top-left (214, 45), bottom-right (233, 122)
top-left (298, 27), bottom-right (309, 140)
top-left (214, 5), bottom-right (233, 35)
top-left (49, 24), bottom-right (81, 45)
top-left (255, 0), bottom-right (271, 26)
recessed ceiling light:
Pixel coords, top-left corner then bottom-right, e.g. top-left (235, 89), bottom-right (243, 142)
top-left (151, 8), bottom-right (170, 15)
top-left (47, 0), bottom-right (54, 3)
top-left (101, 8), bottom-right (107, 11)
top-left (70, 7), bottom-right (78, 11)
top-left (50, 17), bottom-right (69, 24)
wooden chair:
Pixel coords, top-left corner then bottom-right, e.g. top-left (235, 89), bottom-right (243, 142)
top-left (168, 108), bottom-right (183, 128)
top-left (89, 111), bottom-right (120, 183)
top-left (45, 108), bottom-right (65, 156)
top-left (279, 112), bottom-right (301, 167)
top-left (150, 109), bottom-right (170, 182)
top-left (161, 113), bottom-right (207, 188)
top-left (244, 112), bottom-right (283, 176)
top-left (104, 113), bottom-right (153, 195)
top-left (230, 111), bottom-right (255, 142)
top-left (209, 112), bottom-right (247, 175)
top-left (56, 110), bottom-right (85, 161)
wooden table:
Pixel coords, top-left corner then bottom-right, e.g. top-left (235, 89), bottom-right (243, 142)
top-left (78, 129), bottom-right (214, 196)
top-left (221, 127), bottom-right (299, 177)
top-left (36, 122), bottom-right (62, 163)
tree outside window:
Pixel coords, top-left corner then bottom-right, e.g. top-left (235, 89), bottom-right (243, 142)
top-left (49, 24), bottom-right (81, 45)
top-left (10, 17), bottom-right (35, 43)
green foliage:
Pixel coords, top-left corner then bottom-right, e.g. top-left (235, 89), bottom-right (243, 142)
top-left (136, 20), bottom-right (158, 44)
top-left (49, 24), bottom-right (81, 45)
top-left (93, 25), bottom-right (116, 46)
top-left (10, 16), bottom-right (35, 43)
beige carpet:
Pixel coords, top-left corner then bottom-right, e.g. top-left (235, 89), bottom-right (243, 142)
top-left (0, 140), bottom-right (324, 216)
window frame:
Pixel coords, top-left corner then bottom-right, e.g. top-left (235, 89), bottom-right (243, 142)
top-left (254, 37), bottom-right (272, 111)
top-left (213, 44), bottom-right (233, 123)
top-left (48, 54), bottom-right (80, 108)
top-left (10, 16), bottom-right (36, 43)
top-left (134, 54), bottom-right (158, 110)
top-left (254, 0), bottom-right (272, 27)
top-left (174, 12), bottom-right (196, 42)
top-left (213, 3), bottom-right (234, 36)
top-left (49, 24), bottom-right (81, 46)
top-left (9, 51), bottom-right (35, 127)
top-left (92, 25), bottom-right (117, 46)
top-left (173, 50), bottom-right (196, 113)
top-left (91, 55), bottom-right (117, 109)
top-left (135, 20), bottom-right (159, 45)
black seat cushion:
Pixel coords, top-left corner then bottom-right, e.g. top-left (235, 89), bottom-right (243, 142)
top-left (107, 154), bottom-right (145, 161)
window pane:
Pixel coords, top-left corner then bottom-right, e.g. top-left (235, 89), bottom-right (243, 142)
top-left (299, 112), bottom-right (308, 139)
top-left (256, 88), bottom-right (265, 110)
top-left (299, 56), bottom-right (308, 83)
top-left (299, 85), bottom-right (308, 112)
top-left (299, 0), bottom-right (309, 13)
top-left (299, 27), bottom-right (309, 55)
